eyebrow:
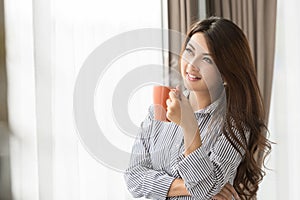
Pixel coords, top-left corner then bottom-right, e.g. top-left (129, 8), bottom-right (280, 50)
top-left (187, 43), bottom-right (195, 50)
top-left (202, 53), bottom-right (212, 56)
top-left (187, 43), bottom-right (212, 55)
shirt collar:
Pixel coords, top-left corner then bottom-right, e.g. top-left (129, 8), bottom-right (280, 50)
top-left (184, 90), bottom-right (225, 116)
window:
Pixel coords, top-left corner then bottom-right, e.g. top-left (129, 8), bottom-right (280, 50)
top-left (258, 0), bottom-right (300, 199)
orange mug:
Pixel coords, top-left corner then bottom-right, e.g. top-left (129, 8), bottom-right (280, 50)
top-left (153, 85), bottom-right (171, 122)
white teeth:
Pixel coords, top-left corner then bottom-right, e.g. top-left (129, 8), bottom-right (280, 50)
top-left (187, 73), bottom-right (200, 79)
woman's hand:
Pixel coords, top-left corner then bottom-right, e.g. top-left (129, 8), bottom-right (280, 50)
top-left (166, 87), bottom-right (202, 156)
top-left (212, 183), bottom-right (240, 200)
top-left (167, 178), bottom-right (190, 197)
top-left (166, 87), bottom-right (197, 131)
top-left (168, 180), bottom-right (240, 200)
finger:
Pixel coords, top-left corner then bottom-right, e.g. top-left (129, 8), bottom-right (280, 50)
top-left (223, 189), bottom-right (233, 200)
top-left (169, 90), bottom-right (179, 101)
top-left (217, 188), bottom-right (232, 200)
top-left (212, 193), bottom-right (226, 200)
top-left (175, 85), bottom-right (181, 93)
top-left (224, 183), bottom-right (240, 200)
top-left (175, 85), bottom-right (182, 100)
top-left (166, 98), bottom-right (171, 107)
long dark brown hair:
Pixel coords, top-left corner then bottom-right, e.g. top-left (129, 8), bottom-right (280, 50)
top-left (182, 17), bottom-right (271, 199)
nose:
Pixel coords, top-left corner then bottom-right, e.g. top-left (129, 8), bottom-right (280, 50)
top-left (186, 62), bottom-right (200, 72)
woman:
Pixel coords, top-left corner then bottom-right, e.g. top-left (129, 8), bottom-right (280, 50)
top-left (124, 17), bottom-right (271, 200)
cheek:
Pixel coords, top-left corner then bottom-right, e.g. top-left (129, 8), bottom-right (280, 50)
top-left (202, 68), bottom-right (223, 88)
top-left (180, 59), bottom-right (187, 75)
top-left (204, 69), bottom-right (217, 80)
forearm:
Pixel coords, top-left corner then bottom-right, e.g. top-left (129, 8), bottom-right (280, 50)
top-left (177, 134), bottom-right (244, 199)
top-left (167, 178), bottom-right (190, 197)
top-left (182, 120), bottom-right (202, 157)
top-left (125, 166), bottom-right (175, 199)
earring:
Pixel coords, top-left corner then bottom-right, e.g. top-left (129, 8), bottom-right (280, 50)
top-left (223, 82), bottom-right (227, 86)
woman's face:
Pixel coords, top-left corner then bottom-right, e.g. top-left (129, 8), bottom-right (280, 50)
top-left (180, 32), bottom-right (223, 100)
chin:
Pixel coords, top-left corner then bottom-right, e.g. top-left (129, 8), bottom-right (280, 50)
top-left (183, 81), bottom-right (199, 91)
top-left (184, 84), bottom-right (200, 92)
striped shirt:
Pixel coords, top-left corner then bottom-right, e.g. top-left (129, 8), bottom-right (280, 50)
top-left (124, 95), bottom-right (246, 200)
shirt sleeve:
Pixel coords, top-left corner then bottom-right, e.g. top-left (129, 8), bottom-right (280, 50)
top-left (178, 129), bottom-right (246, 199)
top-left (124, 106), bottom-right (175, 200)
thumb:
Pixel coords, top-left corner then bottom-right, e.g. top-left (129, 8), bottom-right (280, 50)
top-left (175, 85), bottom-right (182, 100)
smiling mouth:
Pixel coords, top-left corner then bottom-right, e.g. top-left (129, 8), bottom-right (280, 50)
top-left (186, 73), bottom-right (201, 81)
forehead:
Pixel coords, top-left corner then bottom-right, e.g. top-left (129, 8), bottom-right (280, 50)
top-left (188, 32), bottom-right (210, 53)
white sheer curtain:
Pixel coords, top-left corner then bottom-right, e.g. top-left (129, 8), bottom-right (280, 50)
top-left (258, 0), bottom-right (300, 199)
top-left (5, 0), bottom-right (163, 199)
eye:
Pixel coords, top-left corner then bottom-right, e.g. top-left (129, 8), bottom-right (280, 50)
top-left (184, 47), bottom-right (193, 55)
top-left (203, 56), bottom-right (213, 64)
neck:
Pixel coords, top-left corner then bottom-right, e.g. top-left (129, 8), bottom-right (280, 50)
top-left (189, 91), bottom-right (211, 111)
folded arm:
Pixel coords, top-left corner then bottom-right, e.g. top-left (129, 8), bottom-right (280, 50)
top-left (124, 107), bottom-right (175, 199)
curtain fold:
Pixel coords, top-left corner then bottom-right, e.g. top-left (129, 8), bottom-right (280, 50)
top-left (168, 0), bottom-right (199, 35)
top-left (0, 0), bottom-right (7, 123)
top-left (0, 1), bottom-right (11, 198)
top-left (206, 0), bottom-right (277, 123)
top-left (206, 1), bottom-right (277, 198)
top-left (167, 0), bottom-right (199, 86)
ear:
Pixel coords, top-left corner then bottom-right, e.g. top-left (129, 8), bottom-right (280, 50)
top-left (221, 75), bottom-right (227, 86)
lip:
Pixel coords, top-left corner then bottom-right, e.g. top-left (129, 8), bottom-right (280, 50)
top-left (186, 72), bottom-right (201, 81)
